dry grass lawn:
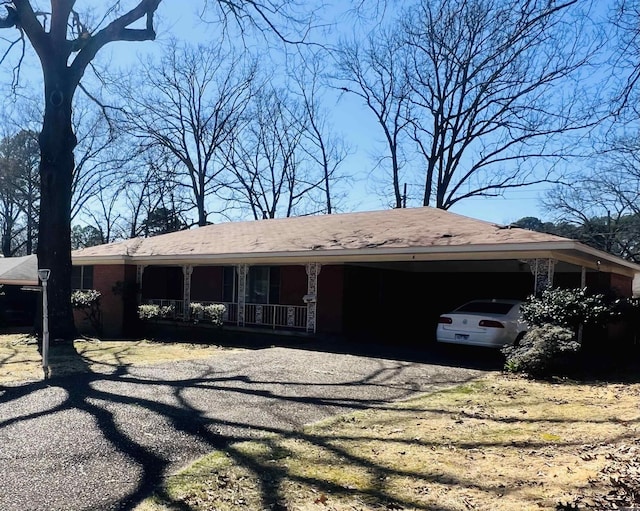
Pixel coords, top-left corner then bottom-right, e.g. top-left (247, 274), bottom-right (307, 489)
top-left (138, 373), bottom-right (640, 511)
top-left (0, 334), bottom-right (237, 383)
top-left (3, 333), bottom-right (638, 510)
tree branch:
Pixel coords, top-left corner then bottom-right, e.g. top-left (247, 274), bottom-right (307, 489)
top-left (9, 1), bottom-right (48, 61)
top-left (70, 0), bottom-right (161, 85)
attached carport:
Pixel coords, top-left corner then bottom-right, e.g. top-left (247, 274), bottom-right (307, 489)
top-left (0, 255), bottom-right (39, 327)
top-left (338, 243), bottom-right (640, 344)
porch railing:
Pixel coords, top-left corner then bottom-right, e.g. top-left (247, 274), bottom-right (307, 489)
top-left (244, 303), bottom-right (307, 330)
top-left (142, 299), bottom-right (306, 330)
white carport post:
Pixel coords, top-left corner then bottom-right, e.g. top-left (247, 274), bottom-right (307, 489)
top-left (305, 263), bottom-right (321, 333)
top-left (236, 264), bottom-right (248, 326)
top-left (182, 265), bottom-right (193, 321)
top-left (523, 258), bottom-right (557, 295)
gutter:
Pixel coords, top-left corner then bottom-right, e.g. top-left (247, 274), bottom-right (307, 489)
top-left (71, 240), bottom-right (640, 274)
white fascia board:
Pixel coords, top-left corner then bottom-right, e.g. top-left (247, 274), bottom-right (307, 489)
top-left (71, 240), bottom-right (640, 275)
top-left (561, 243), bottom-right (640, 272)
top-left (0, 279), bottom-right (39, 286)
top-left (73, 242), bottom-right (571, 265)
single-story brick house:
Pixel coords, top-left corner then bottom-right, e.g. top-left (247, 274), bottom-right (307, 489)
top-left (71, 207), bottom-right (640, 341)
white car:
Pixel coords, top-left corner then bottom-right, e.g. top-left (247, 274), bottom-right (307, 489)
top-left (436, 299), bottom-right (527, 348)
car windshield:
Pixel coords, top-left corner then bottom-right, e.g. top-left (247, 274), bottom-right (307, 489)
top-left (455, 301), bottom-right (516, 315)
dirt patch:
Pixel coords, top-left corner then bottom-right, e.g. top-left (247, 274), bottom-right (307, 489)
top-left (138, 373), bottom-right (640, 511)
top-left (0, 335), bottom-right (239, 383)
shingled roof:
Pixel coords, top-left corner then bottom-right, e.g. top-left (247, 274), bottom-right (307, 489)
top-left (73, 206), bottom-right (622, 266)
top-left (0, 255), bottom-right (38, 285)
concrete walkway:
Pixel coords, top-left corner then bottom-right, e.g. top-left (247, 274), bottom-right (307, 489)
top-left (0, 346), bottom-right (486, 510)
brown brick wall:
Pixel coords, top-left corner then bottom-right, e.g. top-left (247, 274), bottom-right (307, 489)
top-left (280, 265), bottom-right (307, 305)
top-left (317, 265), bottom-right (344, 334)
top-left (74, 264), bottom-right (128, 338)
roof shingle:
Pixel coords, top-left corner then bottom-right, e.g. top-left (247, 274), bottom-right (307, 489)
top-left (73, 207), bottom-right (569, 261)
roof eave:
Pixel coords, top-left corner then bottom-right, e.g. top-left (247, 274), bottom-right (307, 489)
top-left (73, 240), bottom-right (640, 268)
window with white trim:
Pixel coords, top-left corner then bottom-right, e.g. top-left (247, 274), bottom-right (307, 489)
top-left (71, 266), bottom-right (94, 290)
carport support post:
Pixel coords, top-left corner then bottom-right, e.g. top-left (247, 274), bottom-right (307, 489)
top-left (305, 263), bottom-right (321, 333)
top-left (523, 258), bottom-right (556, 295)
top-left (182, 265), bottom-right (193, 321)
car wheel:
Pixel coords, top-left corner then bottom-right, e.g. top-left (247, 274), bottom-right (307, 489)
top-left (513, 332), bottom-right (526, 347)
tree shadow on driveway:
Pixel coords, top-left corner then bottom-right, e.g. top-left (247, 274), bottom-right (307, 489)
top-left (0, 342), bottom-right (486, 510)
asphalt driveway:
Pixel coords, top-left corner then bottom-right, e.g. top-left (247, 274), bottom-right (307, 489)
top-left (0, 346), bottom-right (486, 510)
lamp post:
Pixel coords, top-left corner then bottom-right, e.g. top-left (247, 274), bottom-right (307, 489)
top-left (38, 269), bottom-right (51, 379)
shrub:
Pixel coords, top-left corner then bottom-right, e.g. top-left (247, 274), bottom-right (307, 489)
top-left (138, 304), bottom-right (174, 320)
top-left (189, 302), bottom-right (226, 326)
top-left (520, 287), bottom-right (614, 331)
top-left (203, 303), bottom-right (226, 326)
top-left (190, 302), bottom-right (205, 319)
top-left (71, 289), bottom-right (102, 335)
top-left (502, 324), bottom-right (579, 377)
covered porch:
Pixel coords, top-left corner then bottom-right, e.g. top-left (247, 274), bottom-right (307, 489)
top-left (138, 262), bottom-right (323, 333)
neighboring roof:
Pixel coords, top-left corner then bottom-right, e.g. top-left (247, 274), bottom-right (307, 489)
top-left (72, 207), bottom-right (640, 275)
top-left (0, 254), bottom-right (38, 286)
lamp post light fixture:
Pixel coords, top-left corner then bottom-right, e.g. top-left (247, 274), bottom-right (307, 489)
top-left (38, 269), bottom-right (51, 380)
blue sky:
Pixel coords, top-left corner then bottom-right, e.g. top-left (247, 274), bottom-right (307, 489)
top-left (3, 1), bottom-right (569, 227)
top-left (142, 1), bottom-right (556, 225)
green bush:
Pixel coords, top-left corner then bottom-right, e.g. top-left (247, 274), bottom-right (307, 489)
top-left (504, 287), bottom-right (619, 377)
top-left (189, 302), bottom-right (226, 326)
top-left (203, 303), bottom-right (226, 326)
top-left (502, 324), bottom-right (579, 377)
top-left (520, 287), bottom-right (614, 331)
top-left (71, 289), bottom-right (102, 335)
top-left (138, 303), bottom-right (174, 320)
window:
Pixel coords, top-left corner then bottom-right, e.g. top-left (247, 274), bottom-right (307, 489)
top-left (71, 266), bottom-right (94, 290)
top-left (245, 266), bottom-right (280, 304)
top-left (456, 301), bottom-right (516, 315)
top-left (222, 266), bottom-right (237, 303)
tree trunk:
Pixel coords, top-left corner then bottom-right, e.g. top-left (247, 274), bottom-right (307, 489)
top-left (37, 76), bottom-right (77, 341)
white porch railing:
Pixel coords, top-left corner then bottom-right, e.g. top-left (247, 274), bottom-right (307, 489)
top-left (143, 300), bottom-right (306, 330)
top-left (244, 303), bottom-right (307, 330)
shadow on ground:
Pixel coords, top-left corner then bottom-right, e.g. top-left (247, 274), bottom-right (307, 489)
top-left (0, 337), bottom-right (487, 511)
top-left (2, 330), bottom-right (638, 510)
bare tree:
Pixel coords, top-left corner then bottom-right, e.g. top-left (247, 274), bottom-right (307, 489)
top-left (403, 0), bottom-right (603, 209)
top-left (0, 129), bottom-right (39, 256)
top-left (0, 1), bottom-right (163, 339)
top-left (544, 135), bottom-right (640, 261)
top-left (225, 86), bottom-right (333, 219)
top-left (336, 26), bottom-right (413, 208)
top-left (71, 95), bottom-right (130, 223)
top-left (291, 51), bottom-right (352, 214)
top-left (120, 38), bottom-right (257, 226)
top-left (0, 1), bottom-right (316, 339)
top-left (0, 150), bottom-right (23, 256)
top-left (611, 0), bottom-right (640, 116)
top-left (122, 148), bottom-right (191, 238)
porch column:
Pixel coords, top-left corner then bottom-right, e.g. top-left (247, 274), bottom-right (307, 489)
top-left (182, 265), bottom-right (193, 321)
top-left (305, 263), bottom-right (322, 333)
top-left (136, 265), bottom-right (147, 305)
top-left (522, 258), bottom-right (556, 295)
top-left (236, 264), bottom-right (248, 326)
